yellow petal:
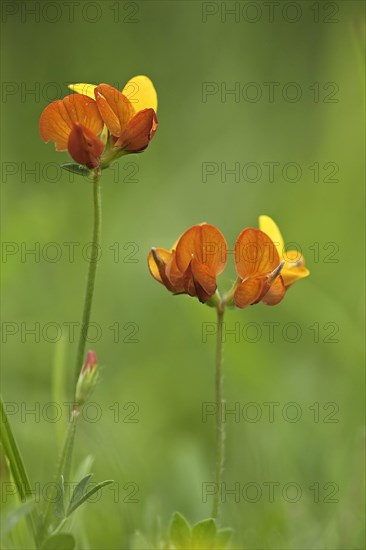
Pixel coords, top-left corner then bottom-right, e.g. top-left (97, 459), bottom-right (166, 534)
top-left (68, 83), bottom-right (96, 99)
top-left (281, 251), bottom-right (310, 288)
top-left (122, 75), bottom-right (158, 113)
top-left (259, 215), bottom-right (284, 258)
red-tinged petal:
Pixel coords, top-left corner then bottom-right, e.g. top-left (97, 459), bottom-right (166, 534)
top-left (67, 123), bottom-right (104, 169)
top-left (165, 250), bottom-right (185, 293)
top-left (191, 257), bottom-right (217, 302)
top-left (175, 224), bottom-right (228, 276)
top-left (180, 259), bottom-right (214, 302)
top-left (114, 109), bottom-right (158, 152)
top-left (182, 261), bottom-right (197, 297)
top-left (39, 94), bottom-right (103, 151)
top-left (234, 228), bottom-right (280, 279)
top-left (234, 278), bottom-right (265, 309)
top-left (261, 275), bottom-right (286, 306)
top-left (94, 84), bottom-right (134, 137)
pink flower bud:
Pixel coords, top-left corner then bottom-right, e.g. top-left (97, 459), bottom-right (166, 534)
top-left (81, 350), bottom-right (97, 375)
top-left (75, 350), bottom-right (99, 407)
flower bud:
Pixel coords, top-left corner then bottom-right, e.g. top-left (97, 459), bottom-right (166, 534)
top-left (75, 350), bottom-right (99, 407)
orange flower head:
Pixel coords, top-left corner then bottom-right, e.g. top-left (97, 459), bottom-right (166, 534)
top-left (149, 218), bottom-right (309, 309)
top-left (94, 83), bottom-right (158, 153)
top-left (148, 224), bottom-right (228, 303)
top-left (39, 94), bottom-right (104, 169)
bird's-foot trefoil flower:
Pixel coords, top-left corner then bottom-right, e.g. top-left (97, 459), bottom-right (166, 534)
top-left (148, 223), bottom-right (228, 303)
top-left (148, 215), bottom-right (310, 521)
top-left (69, 75), bottom-right (158, 167)
top-left (148, 216), bottom-right (309, 309)
top-left (39, 75), bottom-right (158, 175)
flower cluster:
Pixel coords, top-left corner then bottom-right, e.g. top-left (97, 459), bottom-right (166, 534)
top-left (39, 76), bottom-right (158, 170)
top-left (148, 216), bottom-right (309, 308)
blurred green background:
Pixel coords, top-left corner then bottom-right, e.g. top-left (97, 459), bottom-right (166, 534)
top-left (1, 1), bottom-right (365, 548)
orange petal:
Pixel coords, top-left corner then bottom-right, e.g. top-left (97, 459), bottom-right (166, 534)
top-left (39, 101), bottom-right (71, 150)
top-left (180, 259), bottom-right (214, 302)
top-left (261, 275), bottom-right (286, 305)
top-left (234, 278), bottom-right (264, 309)
top-left (94, 84), bottom-right (134, 137)
top-left (114, 109), bottom-right (158, 152)
top-left (165, 250), bottom-right (185, 293)
top-left (67, 123), bottom-right (104, 169)
top-left (39, 94), bottom-right (103, 151)
top-left (234, 228), bottom-right (280, 279)
top-left (190, 257), bottom-right (217, 302)
top-left (175, 224), bottom-right (228, 276)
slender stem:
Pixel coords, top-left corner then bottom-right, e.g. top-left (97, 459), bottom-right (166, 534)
top-left (212, 305), bottom-right (225, 521)
top-left (41, 168), bottom-right (102, 541)
top-left (74, 169), bottom-right (102, 385)
top-left (39, 411), bottom-right (78, 542)
top-left (0, 395), bottom-right (40, 547)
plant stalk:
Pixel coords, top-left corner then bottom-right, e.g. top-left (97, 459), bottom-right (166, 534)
top-left (212, 305), bottom-right (225, 521)
top-left (74, 168), bottom-right (102, 385)
top-left (39, 411), bottom-right (78, 542)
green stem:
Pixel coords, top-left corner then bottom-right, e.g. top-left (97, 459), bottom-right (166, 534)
top-left (39, 411), bottom-right (78, 542)
top-left (0, 394), bottom-right (40, 547)
top-left (41, 167), bottom-right (102, 541)
top-left (212, 305), bottom-right (225, 521)
top-left (74, 169), bottom-right (102, 385)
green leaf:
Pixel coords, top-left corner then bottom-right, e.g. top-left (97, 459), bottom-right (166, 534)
top-left (192, 518), bottom-right (217, 549)
top-left (41, 533), bottom-right (75, 550)
top-left (74, 455), bottom-right (94, 482)
top-left (54, 476), bottom-right (65, 519)
top-left (61, 163), bottom-right (90, 177)
top-left (66, 479), bottom-right (113, 516)
top-left (169, 512), bottom-right (191, 549)
top-left (0, 500), bottom-right (35, 538)
top-left (66, 473), bottom-right (93, 515)
top-left (215, 528), bottom-right (233, 549)
top-left (0, 395), bottom-right (39, 545)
